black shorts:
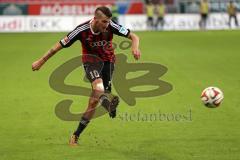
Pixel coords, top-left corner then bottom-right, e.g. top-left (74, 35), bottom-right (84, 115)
top-left (83, 61), bottom-right (114, 92)
top-left (229, 15), bottom-right (237, 19)
top-left (147, 17), bottom-right (153, 21)
top-left (201, 14), bottom-right (208, 19)
top-left (157, 17), bottom-right (164, 21)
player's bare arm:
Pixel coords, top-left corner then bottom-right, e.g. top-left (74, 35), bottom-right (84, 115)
top-left (32, 42), bottom-right (63, 71)
top-left (128, 32), bottom-right (141, 60)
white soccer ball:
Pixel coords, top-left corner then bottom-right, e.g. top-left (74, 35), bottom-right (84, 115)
top-left (201, 87), bottom-right (224, 108)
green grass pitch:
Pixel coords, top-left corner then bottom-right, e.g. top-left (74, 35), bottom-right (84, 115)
top-left (0, 30), bottom-right (240, 160)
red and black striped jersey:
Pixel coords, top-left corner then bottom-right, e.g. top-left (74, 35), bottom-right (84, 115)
top-left (59, 19), bottom-right (130, 63)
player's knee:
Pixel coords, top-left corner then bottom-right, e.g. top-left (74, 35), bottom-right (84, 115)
top-left (92, 79), bottom-right (104, 93)
top-left (88, 79), bottom-right (105, 107)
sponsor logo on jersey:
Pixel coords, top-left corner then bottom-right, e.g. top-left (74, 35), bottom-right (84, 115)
top-left (90, 40), bottom-right (111, 47)
top-left (119, 26), bottom-right (128, 35)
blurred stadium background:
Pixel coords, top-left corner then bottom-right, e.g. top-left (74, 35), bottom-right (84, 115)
top-left (0, 0), bottom-right (239, 31)
top-left (1, 0), bottom-right (240, 160)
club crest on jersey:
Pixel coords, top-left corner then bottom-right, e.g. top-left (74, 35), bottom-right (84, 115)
top-left (61, 36), bottom-right (70, 45)
top-left (119, 26), bottom-right (128, 35)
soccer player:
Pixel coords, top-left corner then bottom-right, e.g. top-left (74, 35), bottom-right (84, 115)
top-left (32, 6), bottom-right (141, 146)
top-left (227, 1), bottom-right (239, 28)
top-left (145, 0), bottom-right (154, 30)
top-left (199, 0), bottom-right (209, 30)
top-left (155, 0), bottom-right (166, 30)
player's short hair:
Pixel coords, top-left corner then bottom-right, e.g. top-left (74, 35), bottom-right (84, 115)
top-left (95, 6), bottom-right (112, 18)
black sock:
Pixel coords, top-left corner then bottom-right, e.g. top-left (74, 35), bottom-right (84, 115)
top-left (99, 94), bottom-right (111, 111)
top-left (74, 117), bottom-right (90, 137)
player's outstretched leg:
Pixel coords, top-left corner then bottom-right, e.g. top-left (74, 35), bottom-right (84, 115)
top-left (69, 79), bottom-right (104, 146)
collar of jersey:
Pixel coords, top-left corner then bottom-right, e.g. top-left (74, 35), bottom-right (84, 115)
top-left (90, 19), bottom-right (100, 35)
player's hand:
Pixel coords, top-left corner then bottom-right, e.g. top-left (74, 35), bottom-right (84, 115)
top-left (32, 58), bottom-right (45, 71)
top-left (132, 49), bottom-right (141, 60)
